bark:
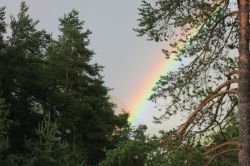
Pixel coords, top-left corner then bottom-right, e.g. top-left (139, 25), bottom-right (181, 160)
top-left (238, 0), bottom-right (250, 165)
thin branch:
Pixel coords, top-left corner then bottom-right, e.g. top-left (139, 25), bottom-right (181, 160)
top-left (205, 149), bottom-right (238, 166)
top-left (176, 88), bottom-right (237, 140)
top-left (204, 11), bottom-right (238, 51)
top-left (203, 141), bottom-right (239, 156)
top-left (218, 101), bottom-right (238, 129)
top-left (213, 79), bottom-right (238, 94)
top-left (189, 92), bottom-right (226, 136)
top-left (227, 70), bottom-right (240, 75)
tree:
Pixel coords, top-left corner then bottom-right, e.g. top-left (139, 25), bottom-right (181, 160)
top-left (100, 125), bottom-right (207, 166)
top-left (0, 2), bottom-right (50, 154)
top-left (0, 2), bottom-right (129, 165)
top-left (135, 0), bottom-right (249, 164)
top-left (45, 10), bottom-right (129, 165)
top-left (238, 0), bottom-right (250, 165)
top-left (25, 115), bottom-right (86, 166)
top-left (99, 126), bottom-right (149, 166)
top-left (203, 115), bottom-right (239, 165)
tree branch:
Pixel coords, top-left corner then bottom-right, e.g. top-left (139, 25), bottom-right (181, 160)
top-left (203, 141), bottom-right (239, 156)
top-left (213, 79), bottom-right (238, 94)
top-left (176, 88), bottom-right (237, 140)
top-left (205, 149), bottom-right (238, 166)
top-left (227, 70), bottom-right (240, 75)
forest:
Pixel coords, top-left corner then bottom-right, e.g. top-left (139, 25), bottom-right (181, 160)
top-left (0, 0), bottom-right (250, 166)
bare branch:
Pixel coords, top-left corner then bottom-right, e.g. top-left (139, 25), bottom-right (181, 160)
top-left (203, 141), bottom-right (239, 156)
top-left (227, 70), bottom-right (240, 75)
top-left (213, 79), bottom-right (238, 93)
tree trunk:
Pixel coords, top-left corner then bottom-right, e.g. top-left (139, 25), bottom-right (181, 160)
top-left (238, 0), bottom-right (250, 165)
top-left (64, 40), bottom-right (72, 93)
top-left (65, 60), bottom-right (69, 92)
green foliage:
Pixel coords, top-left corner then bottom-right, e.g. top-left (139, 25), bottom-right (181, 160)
top-left (25, 115), bottom-right (86, 166)
top-left (100, 140), bottom-right (146, 166)
top-left (45, 9), bottom-right (129, 165)
top-left (135, 0), bottom-right (225, 42)
top-left (136, 0), bottom-right (239, 141)
top-left (100, 126), bottom-right (148, 166)
top-left (0, 97), bottom-right (12, 165)
top-left (203, 115), bottom-right (239, 166)
top-left (101, 124), bottom-right (240, 165)
top-left (0, 1), bottom-right (50, 153)
top-left (0, 97), bottom-right (27, 166)
top-left (0, 6), bottom-right (6, 48)
top-left (0, 98), bottom-right (10, 152)
top-left (0, 2), bottom-right (128, 165)
top-left (0, 0), bottom-right (242, 165)
top-left (100, 126), bottom-right (207, 166)
top-left (135, 0), bottom-right (240, 164)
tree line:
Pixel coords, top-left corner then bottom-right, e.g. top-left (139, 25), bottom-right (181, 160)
top-left (1, 0), bottom-right (250, 166)
top-left (0, 2), bottom-right (129, 166)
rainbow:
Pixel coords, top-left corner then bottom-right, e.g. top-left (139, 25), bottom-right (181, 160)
top-left (128, 5), bottom-right (224, 126)
top-left (128, 26), bottom-right (202, 125)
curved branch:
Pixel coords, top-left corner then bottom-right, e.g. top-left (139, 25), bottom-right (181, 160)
top-left (204, 11), bottom-right (238, 50)
top-left (219, 101), bottom-right (238, 129)
top-left (182, 15), bottom-right (238, 90)
top-left (176, 88), bottom-right (237, 140)
top-left (203, 141), bottom-right (239, 156)
top-left (227, 70), bottom-right (240, 75)
top-left (205, 149), bottom-right (238, 166)
top-left (213, 79), bottom-right (238, 94)
top-left (188, 92), bottom-right (226, 136)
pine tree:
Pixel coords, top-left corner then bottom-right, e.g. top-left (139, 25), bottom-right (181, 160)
top-left (238, 0), bottom-right (250, 164)
top-left (0, 2), bottom-right (50, 153)
top-left (135, 0), bottom-right (250, 164)
top-left (25, 115), bottom-right (86, 166)
top-left (0, 2), bottom-right (129, 165)
top-left (46, 10), bottom-right (129, 165)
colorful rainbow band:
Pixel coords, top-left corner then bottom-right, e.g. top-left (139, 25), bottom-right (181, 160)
top-left (128, 4), bottom-right (225, 126)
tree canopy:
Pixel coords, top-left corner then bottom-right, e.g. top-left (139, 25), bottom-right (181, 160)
top-left (133, 0), bottom-right (250, 165)
top-left (0, 2), bottom-right (129, 165)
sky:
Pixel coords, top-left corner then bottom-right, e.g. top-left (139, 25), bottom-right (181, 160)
top-left (2, 0), bottom-right (182, 133)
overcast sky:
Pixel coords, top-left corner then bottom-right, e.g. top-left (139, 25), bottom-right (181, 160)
top-left (2, 0), bottom-right (181, 132)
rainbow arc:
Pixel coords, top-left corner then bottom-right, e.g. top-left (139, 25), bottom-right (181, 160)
top-left (127, 4), bottom-right (224, 125)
